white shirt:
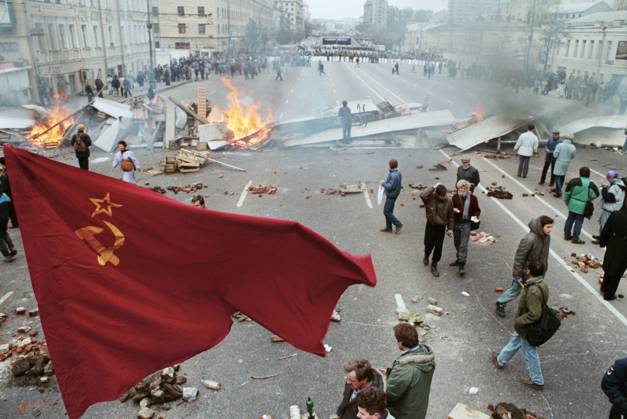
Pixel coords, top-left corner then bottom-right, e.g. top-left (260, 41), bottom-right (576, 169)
top-left (514, 131), bottom-right (539, 157)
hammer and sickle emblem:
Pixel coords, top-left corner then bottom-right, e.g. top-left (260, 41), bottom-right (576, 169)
top-left (75, 221), bottom-right (126, 266)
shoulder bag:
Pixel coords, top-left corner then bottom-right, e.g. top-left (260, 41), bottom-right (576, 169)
top-left (525, 286), bottom-right (561, 347)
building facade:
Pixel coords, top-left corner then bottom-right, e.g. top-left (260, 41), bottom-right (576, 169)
top-left (551, 11), bottom-right (627, 82)
top-left (361, 0), bottom-right (388, 27)
top-left (448, 0), bottom-right (500, 24)
top-left (0, 0), bottom-right (152, 104)
top-left (274, 0), bottom-right (305, 34)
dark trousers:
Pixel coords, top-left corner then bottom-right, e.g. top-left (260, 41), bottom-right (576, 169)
top-left (383, 197), bottom-right (401, 229)
top-left (609, 404), bottom-right (626, 419)
top-left (7, 201), bottom-right (17, 228)
top-left (517, 156), bottom-right (530, 177)
top-left (540, 156), bottom-right (555, 184)
top-left (564, 211), bottom-right (584, 240)
top-left (341, 124), bottom-right (351, 143)
top-left (601, 271), bottom-right (625, 300)
top-left (78, 156), bottom-right (89, 170)
top-left (0, 203), bottom-right (15, 257)
top-left (424, 222), bottom-right (446, 263)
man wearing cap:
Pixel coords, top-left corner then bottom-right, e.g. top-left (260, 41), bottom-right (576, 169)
top-left (456, 158), bottom-right (480, 192)
top-left (70, 124), bottom-right (92, 170)
top-left (593, 171), bottom-right (625, 245)
top-left (539, 130), bottom-right (561, 186)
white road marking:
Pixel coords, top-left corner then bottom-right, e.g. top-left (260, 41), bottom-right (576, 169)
top-left (441, 150), bottom-right (627, 328)
top-left (394, 293), bottom-right (407, 311)
top-left (589, 167), bottom-right (608, 180)
top-left (363, 187), bottom-right (373, 209)
top-left (353, 65), bottom-right (408, 104)
top-left (236, 180), bottom-right (252, 208)
top-left (343, 63), bottom-right (386, 102)
top-left (0, 291), bottom-right (13, 306)
top-left (480, 156), bottom-right (593, 240)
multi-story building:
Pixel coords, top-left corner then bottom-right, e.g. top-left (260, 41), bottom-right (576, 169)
top-left (361, 0), bottom-right (388, 27)
top-left (362, 0), bottom-right (373, 25)
top-left (551, 10), bottom-right (627, 82)
top-left (448, 0), bottom-right (500, 24)
top-left (550, 1), bottom-right (613, 21)
top-left (274, 0), bottom-right (305, 34)
top-left (0, 0), bottom-right (152, 104)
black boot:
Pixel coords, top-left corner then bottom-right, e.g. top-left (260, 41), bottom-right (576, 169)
top-left (495, 302), bottom-right (506, 318)
top-left (449, 260), bottom-right (460, 267)
top-left (431, 262), bottom-right (440, 277)
top-left (459, 263), bottom-right (465, 276)
top-left (423, 255), bottom-right (429, 266)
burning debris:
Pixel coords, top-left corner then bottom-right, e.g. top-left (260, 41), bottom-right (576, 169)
top-left (120, 365), bottom-right (191, 416)
top-left (570, 253), bottom-right (602, 273)
top-left (28, 105), bottom-right (75, 148)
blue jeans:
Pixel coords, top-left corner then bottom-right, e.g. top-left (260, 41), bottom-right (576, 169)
top-left (384, 197), bottom-right (401, 229)
top-left (554, 175), bottom-right (565, 195)
top-left (497, 276), bottom-right (522, 305)
top-left (453, 222), bottom-right (471, 264)
top-left (564, 211), bottom-right (584, 240)
top-left (599, 209), bottom-right (612, 235)
top-left (497, 331), bottom-right (544, 385)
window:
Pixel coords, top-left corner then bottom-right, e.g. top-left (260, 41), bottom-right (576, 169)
top-left (565, 40), bottom-right (570, 56)
top-left (175, 42), bottom-right (190, 49)
top-left (580, 40), bottom-right (586, 58)
top-left (597, 40), bottom-right (604, 59)
top-left (198, 24), bottom-right (205, 34)
top-left (81, 24), bottom-right (88, 47)
top-left (217, 24), bottom-right (221, 35)
top-left (69, 24), bottom-right (77, 48)
top-left (93, 25), bottom-right (100, 47)
top-left (47, 23), bottom-right (57, 50)
top-left (178, 23), bottom-right (186, 34)
top-left (34, 23), bottom-right (46, 51)
top-left (606, 41), bottom-right (613, 60)
top-left (152, 23), bottom-right (159, 33)
top-left (152, 6), bottom-right (158, 15)
top-left (573, 40), bottom-right (579, 57)
top-left (198, 6), bottom-right (204, 16)
top-left (58, 24), bottom-right (67, 49)
top-left (588, 40), bottom-right (594, 59)
top-left (177, 6), bottom-right (184, 16)
top-left (154, 41), bottom-right (160, 48)
top-left (108, 25), bottom-right (114, 46)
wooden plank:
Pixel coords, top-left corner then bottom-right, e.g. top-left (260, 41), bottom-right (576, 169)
top-left (197, 87), bottom-right (207, 120)
top-left (164, 101), bottom-right (176, 149)
top-left (168, 96), bottom-right (208, 124)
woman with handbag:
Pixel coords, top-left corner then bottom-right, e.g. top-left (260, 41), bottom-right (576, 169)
top-left (563, 166), bottom-right (599, 244)
top-left (450, 180), bottom-right (481, 276)
top-left (112, 140), bottom-right (141, 184)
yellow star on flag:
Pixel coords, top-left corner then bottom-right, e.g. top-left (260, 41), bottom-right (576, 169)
top-left (89, 193), bottom-right (123, 218)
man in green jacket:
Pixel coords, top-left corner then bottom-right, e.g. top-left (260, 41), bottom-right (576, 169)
top-left (564, 166), bottom-right (599, 244)
top-left (384, 323), bottom-right (435, 419)
top-left (492, 261), bottom-right (564, 390)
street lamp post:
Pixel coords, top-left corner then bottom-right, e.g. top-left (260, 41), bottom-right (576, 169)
top-left (146, 0), bottom-right (155, 72)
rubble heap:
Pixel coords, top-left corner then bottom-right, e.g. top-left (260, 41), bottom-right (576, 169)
top-left (120, 365), bottom-right (191, 417)
top-left (166, 182), bottom-right (206, 194)
top-left (570, 253), bottom-right (602, 273)
top-left (2, 338), bottom-right (54, 384)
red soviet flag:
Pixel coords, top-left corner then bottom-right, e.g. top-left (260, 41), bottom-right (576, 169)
top-left (3, 145), bottom-right (377, 419)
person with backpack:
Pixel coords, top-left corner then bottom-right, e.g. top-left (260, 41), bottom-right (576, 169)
top-left (564, 166), bottom-right (599, 244)
top-left (492, 260), bottom-right (566, 391)
top-left (112, 140), bottom-right (141, 184)
top-left (70, 124), bottom-right (92, 170)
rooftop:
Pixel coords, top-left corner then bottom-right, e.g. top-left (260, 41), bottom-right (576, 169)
top-left (567, 10), bottom-right (627, 24)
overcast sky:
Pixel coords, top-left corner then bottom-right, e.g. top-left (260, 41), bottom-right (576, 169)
top-left (309, 0), bottom-right (448, 20)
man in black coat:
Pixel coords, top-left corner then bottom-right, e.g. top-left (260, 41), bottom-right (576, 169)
top-left (602, 357), bottom-right (627, 419)
top-left (335, 358), bottom-right (384, 419)
top-left (70, 124), bottom-right (92, 171)
top-left (599, 207), bottom-right (627, 300)
top-left (456, 158), bottom-right (480, 192)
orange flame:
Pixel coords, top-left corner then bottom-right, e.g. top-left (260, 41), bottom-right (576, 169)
top-left (471, 104), bottom-right (486, 123)
top-left (28, 105), bottom-right (74, 148)
top-left (210, 77), bottom-right (274, 148)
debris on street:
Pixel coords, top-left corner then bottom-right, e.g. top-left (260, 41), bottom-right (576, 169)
top-left (487, 401), bottom-right (541, 419)
top-left (150, 186), bottom-right (167, 194)
top-left (428, 162), bottom-right (448, 171)
top-left (448, 402), bottom-right (490, 419)
top-left (426, 304), bottom-right (444, 317)
top-left (271, 335), bottom-right (285, 343)
top-left (201, 379), bottom-right (221, 391)
top-left (570, 253), bottom-right (602, 273)
top-left (483, 153), bottom-right (510, 160)
top-left (120, 365), bottom-right (191, 415)
top-left (470, 231), bottom-right (498, 244)
top-left (331, 309), bottom-right (342, 322)
top-left (408, 183), bottom-right (428, 190)
top-left (485, 184), bottom-right (513, 199)
top-left (251, 373), bottom-right (280, 380)
top-left (5, 338), bottom-right (53, 385)
top-left (166, 182), bottom-right (206, 194)
top-left (248, 184), bottom-right (278, 195)
top-left (15, 307), bottom-right (26, 315)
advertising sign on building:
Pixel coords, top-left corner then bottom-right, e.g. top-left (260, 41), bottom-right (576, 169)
top-left (322, 37), bottom-right (351, 46)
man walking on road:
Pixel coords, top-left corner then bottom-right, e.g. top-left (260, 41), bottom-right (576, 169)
top-left (420, 184), bottom-right (453, 277)
top-left (514, 124), bottom-right (539, 178)
top-left (593, 171), bottom-right (625, 244)
top-left (492, 260), bottom-right (565, 391)
top-left (381, 160), bottom-right (403, 234)
top-left (564, 166), bottom-right (599, 244)
top-left (598, 205), bottom-right (627, 301)
top-left (384, 323), bottom-right (435, 419)
top-left (456, 158), bottom-right (480, 192)
top-left (602, 357), bottom-right (627, 418)
top-left (336, 358), bottom-right (384, 419)
top-left (551, 137), bottom-right (576, 197)
top-left (70, 124), bottom-right (92, 171)
top-left (496, 216), bottom-right (552, 317)
top-left (539, 130), bottom-right (561, 186)
top-left (450, 180), bottom-right (480, 276)
top-left (338, 101), bottom-right (352, 144)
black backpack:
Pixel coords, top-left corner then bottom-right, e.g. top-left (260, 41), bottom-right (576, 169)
top-left (525, 285), bottom-right (561, 347)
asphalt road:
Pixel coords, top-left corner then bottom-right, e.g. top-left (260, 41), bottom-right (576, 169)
top-left (0, 61), bottom-right (626, 419)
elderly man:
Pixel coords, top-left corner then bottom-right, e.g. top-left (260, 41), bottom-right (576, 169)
top-left (450, 180), bottom-right (481, 276)
top-left (456, 158), bottom-right (480, 192)
top-left (336, 358), bottom-right (384, 419)
top-left (514, 124), bottom-right (539, 178)
top-left (593, 171), bottom-right (625, 245)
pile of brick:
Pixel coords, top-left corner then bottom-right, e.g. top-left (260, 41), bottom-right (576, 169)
top-left (570, 253), bottom-right (602, 273)
top-left (150, 186), bottom-right (167, 194)
top-left (485, 184), bottom-right (513, 199)
top-left (120, 365), bottom-right (192, 418)
top-left (166, 182), bottom-right (206, 194)
top-left (1, 338), bottom-right (54, 387)
top-left (248, 184), bottom-right (278, 195)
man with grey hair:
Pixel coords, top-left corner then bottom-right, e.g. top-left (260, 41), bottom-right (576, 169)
top-left (450, 180), bottom-right (481, 276)
top-left (335, 358), bottom-right (384, 419)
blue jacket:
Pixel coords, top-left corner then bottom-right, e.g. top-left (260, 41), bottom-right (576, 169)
top-left (383, 169), bottom-right (402, 199)
top-left (602, 357), bottom-right (627, 414)
top-left (545, 136), bottom-right (561, 154)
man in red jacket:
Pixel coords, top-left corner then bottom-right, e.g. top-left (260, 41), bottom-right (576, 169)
top-left (450, 180), bottom-right (480, 276)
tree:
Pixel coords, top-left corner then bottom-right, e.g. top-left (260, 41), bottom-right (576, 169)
top-left (245, 19), bottom-right (262, 53)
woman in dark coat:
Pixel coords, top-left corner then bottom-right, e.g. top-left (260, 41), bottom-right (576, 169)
top-left (599, 206), bottom-right (627, 300)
